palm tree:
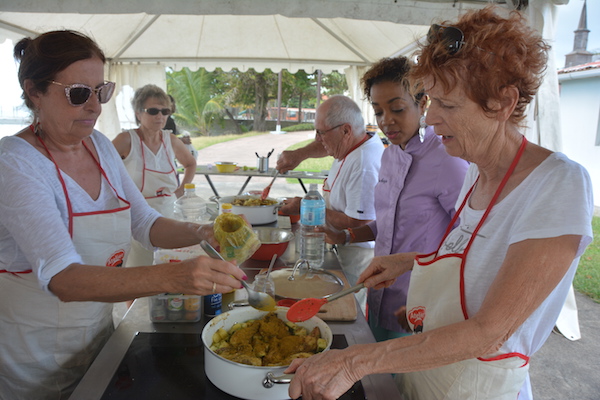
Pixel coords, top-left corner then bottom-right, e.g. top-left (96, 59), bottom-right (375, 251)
top-left (166, 68), bottom-right (225, 135)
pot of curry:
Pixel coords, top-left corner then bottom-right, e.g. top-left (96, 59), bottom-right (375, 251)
top-left (202, 306), bottom-right (332, 400)
top-left (211, 195), bottom-right (281, 225)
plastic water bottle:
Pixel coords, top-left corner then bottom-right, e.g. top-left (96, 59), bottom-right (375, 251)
top-left (174, 183), bottom-right (208, 222)
top-left (300, 183), bottom-right (326, 268)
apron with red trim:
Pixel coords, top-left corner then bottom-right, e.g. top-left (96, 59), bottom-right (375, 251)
top-left (0, 136), bottom-right (131, 398)
top-left (400, 136), bottom-right (530, 400)
top-left (323, 134), bottom-right (373, 311)
top-left (128, 129), bottom-right (177, 218)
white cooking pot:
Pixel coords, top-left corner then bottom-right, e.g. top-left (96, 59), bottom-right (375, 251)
top-left (211, 195), bottom-right (281, 225)
top-left (202, 306), bottom-right (332, 400)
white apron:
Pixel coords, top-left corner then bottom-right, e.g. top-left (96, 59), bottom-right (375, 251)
top-left (130, 129), bottom-right (178, 217)
top-left (323, 135), bottom-right (373, 314)
top-left (125, 130), bottom-right (177, 267)
top-left (0, 138), bottom-right (131, 399)
top-left (400, 137), bottom-right (530, 400)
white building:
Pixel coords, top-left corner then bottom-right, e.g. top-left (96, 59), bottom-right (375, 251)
top-left (558, 61), bottom-right (600, 210)
top-left (558, 0), bottom-right (600, 211)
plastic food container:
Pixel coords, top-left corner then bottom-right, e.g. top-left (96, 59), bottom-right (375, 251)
top-left (214, 161), bottom-right (237, 173)
top-left (149, 294), bottom-right (202, 322)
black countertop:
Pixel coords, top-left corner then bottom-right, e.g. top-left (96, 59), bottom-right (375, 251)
top-left (70, 226), bottom-right (401, 399)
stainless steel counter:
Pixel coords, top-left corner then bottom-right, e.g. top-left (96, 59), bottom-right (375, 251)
top-left (71, 231), bottom-right (401, 399)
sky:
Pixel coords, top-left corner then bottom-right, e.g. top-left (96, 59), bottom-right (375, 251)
top-left (0, 0), bottom-right (598, 117)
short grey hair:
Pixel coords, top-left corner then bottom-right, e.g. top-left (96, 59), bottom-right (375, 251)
top-left (132, 84), bottom-right (171, 124)
top-left (322, 95), bottom-right (365, 138)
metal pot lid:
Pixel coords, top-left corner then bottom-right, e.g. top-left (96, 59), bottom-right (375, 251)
top-left (270, 268), bottom-right (344, 300)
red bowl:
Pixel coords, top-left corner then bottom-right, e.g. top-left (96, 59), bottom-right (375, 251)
top-left (276, 298), bottom-right (298, 307)
top-left (250, 227), bottom-right (295, 261)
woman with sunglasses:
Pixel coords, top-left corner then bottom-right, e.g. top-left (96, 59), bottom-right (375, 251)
top-left (0, 30), bottom-right (244, 399)
top-left (112, 84), bottom-right (197, 267)
top-left (285, 7), bottom-right (593, 400)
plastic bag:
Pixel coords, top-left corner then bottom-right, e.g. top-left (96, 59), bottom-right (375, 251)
top-left (213, 213), bottom-right (261, 263)
top-left (153, 244), bottom-right (207, 265)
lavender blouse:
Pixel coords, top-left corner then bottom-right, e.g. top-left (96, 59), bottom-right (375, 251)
top-left (366, 127), bottom-right (469, 332)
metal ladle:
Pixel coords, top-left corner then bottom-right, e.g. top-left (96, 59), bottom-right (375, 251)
top-left (200, 240), bottom-right (276, 312)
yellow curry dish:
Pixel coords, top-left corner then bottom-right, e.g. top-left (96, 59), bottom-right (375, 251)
top-left (210, 312), bottom-right (327, 366)
top-left (231, 197), bottom-right (278, 207)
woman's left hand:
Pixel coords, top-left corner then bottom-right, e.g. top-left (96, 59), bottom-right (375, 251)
top-left (285, 349), bottom-right (363, 400)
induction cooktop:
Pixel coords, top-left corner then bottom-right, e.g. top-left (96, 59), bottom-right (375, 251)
top-left (100, 332), bottom-right (366, 400)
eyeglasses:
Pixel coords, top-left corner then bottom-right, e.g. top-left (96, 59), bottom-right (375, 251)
top-left (427, 24), bottom-right (465, 55)
top-left (144, 108), bottom-right (172, 116)
top-left (50, 81), bottom-right (115, 106)
top-left (316, 124), bottom-right (344, 136)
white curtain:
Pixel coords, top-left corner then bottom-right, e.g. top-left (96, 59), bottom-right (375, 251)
top-left (344, 65), bottom-right (374, 126)
top-left (523, 1), bottom-right (563, 152)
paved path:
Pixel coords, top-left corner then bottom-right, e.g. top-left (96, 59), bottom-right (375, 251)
top-left (192, 130), bottom-right (320, 200)
top-left (192, 132), bottom-right (600, 400)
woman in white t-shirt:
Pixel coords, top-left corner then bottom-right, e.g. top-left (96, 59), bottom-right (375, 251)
top-left (112, 84), bottom-right (197, 267)
top-left (285, 7), bottom-right (594, 400)
top-left (0, 30), bottom-right (244, 399)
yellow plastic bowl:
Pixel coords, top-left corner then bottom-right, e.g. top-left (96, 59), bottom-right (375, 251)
top-left (215, 162), bottom-right (237, 173)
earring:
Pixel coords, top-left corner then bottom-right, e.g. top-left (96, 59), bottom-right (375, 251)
top-left (33, 114), bottom-right (42, 136)
top-left (419, 115), bottom-right (427, 143)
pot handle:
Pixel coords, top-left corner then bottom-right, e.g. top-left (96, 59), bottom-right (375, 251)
top-left (209, 195), bottom-right (221, 203)
top-left (263, 372), bottom-right (294, 388)
top-left (228, 299), bottom-right (249, 309)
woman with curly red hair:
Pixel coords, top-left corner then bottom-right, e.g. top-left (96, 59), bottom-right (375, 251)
top-left (285, 7), bottom-right (593, 400)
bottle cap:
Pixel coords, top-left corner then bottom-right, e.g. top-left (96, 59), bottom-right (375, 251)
top-left (184, 183), bottom-right (196, 189)
top-left (222, 203), bottom-right (233, 211)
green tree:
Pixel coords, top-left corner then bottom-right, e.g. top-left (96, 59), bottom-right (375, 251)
top-left (229, 69), bottom-right (278, 131)
top-left (321, 71), bottom-right (348, 97)
top-left (284, 70), bottom-right (317, 122)
top-left (166, 67), bottom-right (225, 136)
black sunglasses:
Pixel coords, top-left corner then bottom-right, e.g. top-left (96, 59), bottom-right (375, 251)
top-left (144, 107), bottom-right (171, 116)
top-left (427, 24), bottom-right (465, 55)
top-left (50, 80), bottom-right (116, 106)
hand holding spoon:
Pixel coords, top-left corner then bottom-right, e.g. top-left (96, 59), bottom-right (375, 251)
top-left (200, 240), bottom-right (276, 312)
top-left (286, 283), bottom-right (365, 322)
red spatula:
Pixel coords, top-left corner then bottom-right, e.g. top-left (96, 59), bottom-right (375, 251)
top-left (286, 283), bottom-right (365, 322)
top-left (261, 170), bottom-right (279, 200)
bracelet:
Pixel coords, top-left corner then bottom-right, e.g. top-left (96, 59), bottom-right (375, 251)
top-left (348, 227), bottom-right (356, 243)
top-left (343, 228), bottom-right (356, 245)
top-left (343, 229), bottom-right (351, 245)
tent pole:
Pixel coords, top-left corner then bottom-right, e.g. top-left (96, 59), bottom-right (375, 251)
top-left (317, 70), bottom-right (322, 107)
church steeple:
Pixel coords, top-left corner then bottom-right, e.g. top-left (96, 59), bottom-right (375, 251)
top-left (565, 0), bottom-right (593, 68)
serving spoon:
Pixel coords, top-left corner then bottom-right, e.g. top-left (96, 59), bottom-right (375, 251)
top-left (260, 170), bottom-right (279, 200)
top-left (286, 283), bottom-right (365, 322)
top-left (200, 240), bottom-right (276, 312)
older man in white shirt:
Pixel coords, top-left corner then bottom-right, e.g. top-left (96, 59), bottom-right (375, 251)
top-left (279, 95), bottom-right (384, 311)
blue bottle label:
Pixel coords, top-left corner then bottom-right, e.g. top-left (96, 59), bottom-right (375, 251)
top-left (301, 199), bottom-right (325, 226)
top-left (204, 293), bottom-right (222, 317)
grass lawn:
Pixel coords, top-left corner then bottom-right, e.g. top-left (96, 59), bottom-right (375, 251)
top-left (284, 139), bottom-right (334, 184)
top-left (574, 216), bottom-right (600, 302)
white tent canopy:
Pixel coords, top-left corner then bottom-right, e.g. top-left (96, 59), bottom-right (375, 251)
top-left (0, 0), bottom-right (566, 148)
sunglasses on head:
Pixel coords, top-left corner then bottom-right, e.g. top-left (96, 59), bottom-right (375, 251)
top-left (144, 107), bottom-right (171, 116)
top-left (50, 80), bottom-right (115, 106)
top-left (427, 24), bottom-right (465, 55)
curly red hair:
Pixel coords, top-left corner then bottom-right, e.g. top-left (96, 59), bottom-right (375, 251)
top-left (410, 6), bottom-right (550, 124)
